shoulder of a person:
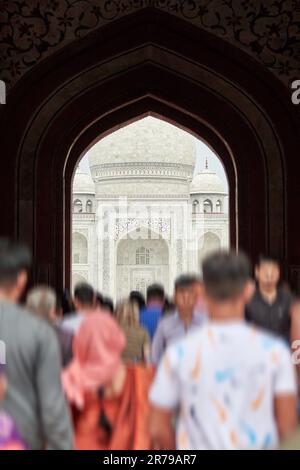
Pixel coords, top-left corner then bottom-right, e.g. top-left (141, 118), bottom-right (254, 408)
top-left (62, 312), bottom-right (77, 323)
top-left (57, 324), bottom-right (73, 340)
top-left (158, 311), bottom-right (177, 327)
top-left (249, 287), bottom-right (261, 302)
top-left (11, 302), bottom-right (40, 325)
top-left (187, 323), bottom-right (207, 343)
top-left (256, 326), bottom-right (289, 351)
top-left (278, 287), bottom-right (295, 304)
top-left (139, 306), bottom-right (147, 316)
top-left (14, 303), bottom-right (55, 340)
top-left (168, 328), bottom-right (202, 358)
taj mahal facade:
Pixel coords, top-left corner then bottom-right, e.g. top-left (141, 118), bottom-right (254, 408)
top-left (72, 117), bottom-right (229, 300)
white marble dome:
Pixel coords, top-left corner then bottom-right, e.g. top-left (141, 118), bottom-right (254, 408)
top-left (190, 168), bottom-right (226, 194)
top-left (73, 168), bottom-right (95, 194)
top-left (88, 116), bottom-right (196, 168)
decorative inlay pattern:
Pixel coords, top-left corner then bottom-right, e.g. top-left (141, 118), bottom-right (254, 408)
top-left (114, 217), bottom-right (171, 240)
top-left (1, 1), bottom-right (299, 88)
top-left (91, 162), bottom-right (194, 180)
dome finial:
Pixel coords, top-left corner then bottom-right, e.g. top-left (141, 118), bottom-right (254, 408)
top-left (205, 158), bottom-right (208, 170)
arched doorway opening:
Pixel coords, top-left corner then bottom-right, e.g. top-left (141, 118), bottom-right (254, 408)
top-left (198, 232), bottom-right (222, 271)
top-left (116, 229), bottom-right (169, 301)
top-left (72, 232), bottom-right (88, 265)
top-left (71, 116), bottom-right (230, 299)
top-left (72, 273), bottom-right (88, 291)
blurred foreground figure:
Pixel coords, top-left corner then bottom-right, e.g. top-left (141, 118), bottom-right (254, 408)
top-left (151, 275), bottom-right (207, 366)
top-left (0, 238), bottom-right (73, 449)
top-left (246, 256), bottom-right (295, 343)
top-left (150, 251), bottom-right (298, 450)
top-left (26, 286), bottom-right (73, 368)
top-left (62, 312), bottom-right (154, 449)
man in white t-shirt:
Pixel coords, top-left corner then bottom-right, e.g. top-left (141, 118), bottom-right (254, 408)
top-left (149, 251), bottom-right (298, 450)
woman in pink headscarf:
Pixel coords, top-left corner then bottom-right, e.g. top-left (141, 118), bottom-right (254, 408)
top-left (62, 311), bottom-right (154, 450)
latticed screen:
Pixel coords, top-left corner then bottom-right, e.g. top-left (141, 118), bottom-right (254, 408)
top-left (136, 247), bottom-right (150, 265)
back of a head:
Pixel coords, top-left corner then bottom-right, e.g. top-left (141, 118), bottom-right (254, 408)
top-left (146, 283), bottom-right (165, 304)
top-left (101, 297), bottom-right (114, 315)
top-left (129, 290), bottom-right (146, 310)
top-left (74, 283), bottom-right (94, 307)
top-left (26, 286), bottom-right (57, 320)
top-left (174, 274), bottom-right (201, 291)
top-left (0, 238), bottom-right (31, 288)
top-left (202, 251), bottom-right (251, 301)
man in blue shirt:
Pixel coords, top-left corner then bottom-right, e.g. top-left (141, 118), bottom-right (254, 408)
top-left (140, 284), bottom-right (165, 340)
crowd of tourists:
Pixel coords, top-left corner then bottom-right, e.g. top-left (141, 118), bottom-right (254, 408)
top-left (0, 238), bottom-right (300, 450)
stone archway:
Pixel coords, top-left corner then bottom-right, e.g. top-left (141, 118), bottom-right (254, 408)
top-left (72, 232), bottom-right (88, 265)
top-left (1, 10), bottom-right (298, 292)
top-left (198, 232), bottom-right (222, 270)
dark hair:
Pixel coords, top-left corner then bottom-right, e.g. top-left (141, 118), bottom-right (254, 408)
top-left (95, 292), bottom-right (104, 307)
top-left (146, 283), bottom-right (165, 303)
top-left (61, 289), bottom-right (74, 315)
top-left (256, 255), bottom-right (280, 268)
top-left (55, 294), bottom-right (62, 313)
top-left (129, 290), bottom-right (146, 310)
top-left (162, 297), bottom-right (175, 316)
top-left (202, 251), bottom-right (251, 301)
top-left (175, 274), bottom-right (201, 291)
top-left (74, 283), bottom-right (94, 306)
top-left (101, 297), bottom-right (114, 315)
top-left (0, 238), bottom-right (32, 287)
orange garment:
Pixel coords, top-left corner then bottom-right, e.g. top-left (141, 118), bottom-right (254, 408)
top-left (73, 365), bottom-right (154, 450)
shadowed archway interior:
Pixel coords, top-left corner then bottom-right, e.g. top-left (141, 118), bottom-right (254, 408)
top-left (1, 9), bottom-right (299, 293)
